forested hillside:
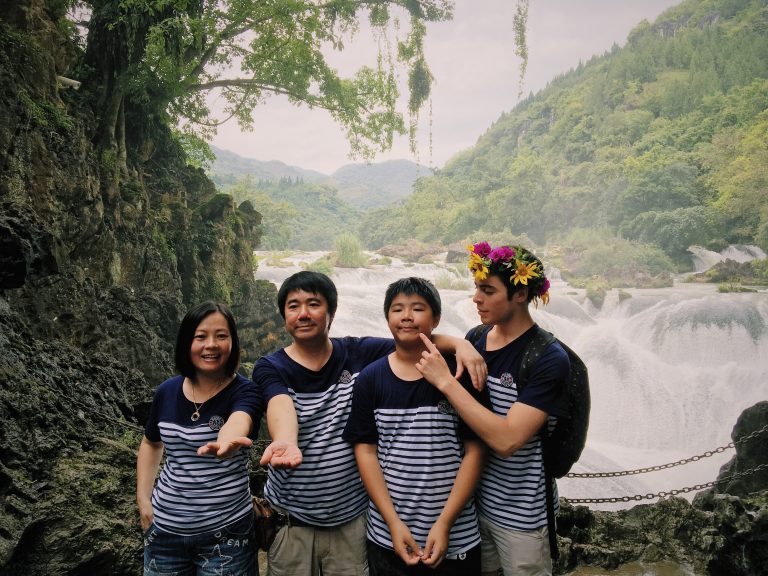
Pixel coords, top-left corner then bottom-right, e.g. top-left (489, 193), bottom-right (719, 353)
top-left (359, 0), bottom-right (768, 269)
top-left (225, 177), bottom-right (362, 250)
top-left (210, 151), bottom-right (431, 248)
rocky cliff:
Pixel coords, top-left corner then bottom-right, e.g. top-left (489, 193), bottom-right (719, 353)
top-left (1, 1), bottom-right (286, 574)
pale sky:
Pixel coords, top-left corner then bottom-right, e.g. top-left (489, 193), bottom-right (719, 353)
top-left (211, 1), bottom-right (680, 174)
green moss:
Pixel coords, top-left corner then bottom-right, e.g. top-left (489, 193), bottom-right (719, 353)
top-left (718, 283), bottom-right (757, 293)
top-left (205, 272), bottom-right (232, 303)
top-left (16, 86), bottom-right (74, 134)
top-left (152, 227), bottom-right (177, 265)
top-left (585, 276), bottom-right (610, 308)
top-left (100, 148), bottom-right (117, 176)
top-left (618, 289), bottom-right (632, 302)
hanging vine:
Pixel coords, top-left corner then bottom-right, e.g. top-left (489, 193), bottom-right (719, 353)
top-left (513, 0), bottom-right (530, 97)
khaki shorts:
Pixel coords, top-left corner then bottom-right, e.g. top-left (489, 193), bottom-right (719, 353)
top-left (267, 512), bottom-right (368, 576)
top-left (479, 514), bottom-right (551, 576)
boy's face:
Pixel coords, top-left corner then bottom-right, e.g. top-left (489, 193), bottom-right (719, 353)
top-left (284, 289), bottom-right (333, 343)
top-left (386, 292), bottom-right (439, 344)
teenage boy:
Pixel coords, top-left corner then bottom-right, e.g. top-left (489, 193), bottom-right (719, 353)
top-left (343, 277), bottom-right (486, 576)
top-left (416, 243), bottom-right (570, 576)
top-left (253, 271), bottom-right (486, 576)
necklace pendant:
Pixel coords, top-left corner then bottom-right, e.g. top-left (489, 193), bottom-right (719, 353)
top-left (191, 410), bottom-right (200, 422)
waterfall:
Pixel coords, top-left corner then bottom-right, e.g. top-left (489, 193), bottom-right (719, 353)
top-left (255, 251), bottom-right (768, 509)
top-left (688, 244), bottom-right (766, 272)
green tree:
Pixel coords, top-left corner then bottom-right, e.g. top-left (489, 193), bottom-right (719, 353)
top-left (76, 0), bottom-right (454, 179)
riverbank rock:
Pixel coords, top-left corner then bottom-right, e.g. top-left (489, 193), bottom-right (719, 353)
top-left (554, 401), bottom-right (768, 575)
top-left (714, 401), bottom-right (768, 498)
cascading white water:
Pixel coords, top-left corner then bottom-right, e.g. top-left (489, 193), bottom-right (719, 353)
top-left (255, 251), bottom-right (768, 510)
top-left (688, 244), bottom-right (767, 272)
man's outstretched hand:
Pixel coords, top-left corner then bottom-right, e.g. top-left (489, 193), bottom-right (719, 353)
top-left (259, 440), bottom-right (303, 468)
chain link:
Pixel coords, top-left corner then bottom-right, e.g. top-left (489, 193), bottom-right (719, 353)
top-left (566, 463), bottom-right (768, 504)
top-left (566, 424), bottom-right (768, 479)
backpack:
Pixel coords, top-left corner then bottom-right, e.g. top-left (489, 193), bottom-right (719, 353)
top-left (467, 323), bottom-right (590, 478)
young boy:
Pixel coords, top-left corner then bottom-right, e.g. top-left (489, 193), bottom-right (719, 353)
top-left (343, 277), bottom-right (487, 576)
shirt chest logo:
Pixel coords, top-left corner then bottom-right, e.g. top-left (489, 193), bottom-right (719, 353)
top-left (337, 370), bottom-right (353, 385)
top-left (437, 399), bottom-right (456, 415)
top-left (209, 415), bottom-right (225, 430)
top-left (499, 372), bottom-right (515, 389)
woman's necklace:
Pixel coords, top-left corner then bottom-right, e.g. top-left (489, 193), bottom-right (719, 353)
top-left (189, 377), bottom-right (229, 422)
top-left (190, 385), bottom-right (205, 422)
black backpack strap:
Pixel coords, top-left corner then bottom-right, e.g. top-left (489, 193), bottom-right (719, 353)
top-left (517, 325), bottom-right (556, 390)
top-left (544, 468), bottom-right (559, 560)
top-left (519, 325), bottom-right (560, 561)
top-left (466, 324), bottom-right (491, 346)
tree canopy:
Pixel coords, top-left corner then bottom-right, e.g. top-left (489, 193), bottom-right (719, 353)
top-left (69, 0), bottom-right (453, 169)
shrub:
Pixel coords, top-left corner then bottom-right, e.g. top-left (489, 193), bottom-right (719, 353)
top-left (335, 233), bottom-right (367, 268)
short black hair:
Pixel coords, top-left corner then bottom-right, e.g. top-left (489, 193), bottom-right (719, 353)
top-left (383, 277), bottom-right (441, 318)
top-left (277, 271), bottom-right (338, 319)
top-left (175, 301), bottom-right (241, 378)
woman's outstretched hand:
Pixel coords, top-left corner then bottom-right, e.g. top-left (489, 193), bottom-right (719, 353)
top-left (197, 437), bottom-right (253, 459)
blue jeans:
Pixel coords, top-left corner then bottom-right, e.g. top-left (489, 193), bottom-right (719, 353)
top-left (144, 512), bottom-right (258, 576)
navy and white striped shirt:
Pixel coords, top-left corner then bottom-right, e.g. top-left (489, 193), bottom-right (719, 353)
top-left (254, 336), bottom-right (394, 526)
top-left (343, 355), bottom-right (485, 555)
top-left (144, 374), bottom-right (262, 535)
top-left (471, 325), bottom-right (569, 531)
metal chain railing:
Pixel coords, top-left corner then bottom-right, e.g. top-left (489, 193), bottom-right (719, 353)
top-left (565, 463), bottom-right (768, 504)
top-left (566, 424), bottom-right (768, 478)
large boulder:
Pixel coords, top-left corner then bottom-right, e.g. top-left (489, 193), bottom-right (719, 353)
top-left (714, 401), bottom-right (768, 498)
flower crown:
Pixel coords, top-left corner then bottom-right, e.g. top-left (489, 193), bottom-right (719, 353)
top-left (467, 242), bottom-right (550, 306)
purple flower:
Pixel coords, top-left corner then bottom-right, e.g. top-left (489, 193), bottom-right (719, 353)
top-left (488, 246), bottom-right (515, 262)
top-left (473, 241), bottom-right (492, 257)
top-left (538, 278), bottom-right (551, 295)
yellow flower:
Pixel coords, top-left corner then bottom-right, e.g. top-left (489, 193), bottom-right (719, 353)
top-left (468, 252), bottom-right (489, 281)
top-left (512, 259), bottom-right (540, 285)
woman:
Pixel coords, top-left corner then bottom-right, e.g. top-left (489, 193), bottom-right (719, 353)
top-left (137, 301), bottom-right (261, 575)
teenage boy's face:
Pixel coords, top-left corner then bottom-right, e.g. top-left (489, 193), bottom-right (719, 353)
top-left (386, 293), bottom-right (439, 344)
top-left (284, 289), bottom-right (333, 343)
top-left (473, 274), bottom-right (516, 325)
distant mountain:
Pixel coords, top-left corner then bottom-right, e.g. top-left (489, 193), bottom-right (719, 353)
top-left (330, 160), bottom-right (433, 209)
top-left (209, 146), bottom-right (327, 187)
top-left (210, 147), bottom-right (429, 210)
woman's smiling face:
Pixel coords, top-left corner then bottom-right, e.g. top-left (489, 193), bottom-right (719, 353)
top-left (190, 311), bottom-right (232, 379)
